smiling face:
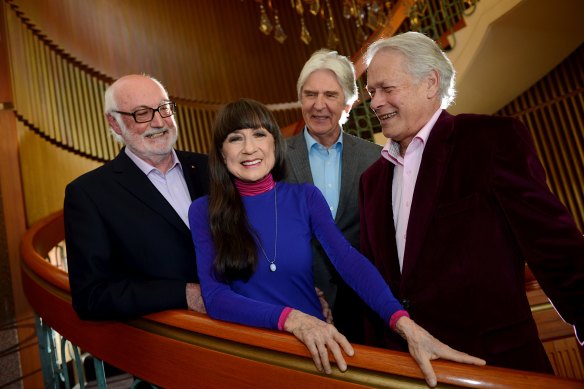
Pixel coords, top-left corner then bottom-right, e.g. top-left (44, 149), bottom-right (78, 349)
top-left (366, 49), bottom-right (440, 150)
top-left (107, 75), bottom-right (178, 169)
top-left (221, 127), bottom-right (276, 182)
top-left (300, 69), bottom-right (351, 148)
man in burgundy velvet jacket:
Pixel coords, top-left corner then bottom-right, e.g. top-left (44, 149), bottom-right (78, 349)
top-left (359, 32), bottom-right (584, 374)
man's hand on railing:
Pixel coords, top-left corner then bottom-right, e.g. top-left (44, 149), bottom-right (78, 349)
top-left (186, 283), bottom-right (206, 313)
top-left (315, 287), bottom-right (333, 324)
top-left (394, 316), bottom-right (486, 387)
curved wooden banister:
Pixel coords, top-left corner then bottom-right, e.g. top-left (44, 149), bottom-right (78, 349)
top-left (20, 211), bottom-right (584, 388)
top-left (20, 210), bottom-right (69, 291)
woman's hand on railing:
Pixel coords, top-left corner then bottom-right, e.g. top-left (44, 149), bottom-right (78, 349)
top-left (283, 309), bottom-right (353, 374)
top-left (394, 316), bottom-right (487, 387)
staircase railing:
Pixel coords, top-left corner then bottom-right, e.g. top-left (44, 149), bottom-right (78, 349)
top-left (20, 211), bottom-right (584, 388)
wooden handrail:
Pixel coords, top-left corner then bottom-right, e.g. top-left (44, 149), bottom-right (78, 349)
top-left (20, 211), bottom-right (584, 388)
top-left (20, 210), bottom-right (69, 291)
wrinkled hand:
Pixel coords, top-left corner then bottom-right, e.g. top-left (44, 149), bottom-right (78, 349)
top-left (186, 283), bottom-right (206, 313)
top-left (315, 287), bottom-right (333, 324)
top-left (284, 309), bottom-right (353, 374)
top-left (395, 316), bottom-right (486, 387)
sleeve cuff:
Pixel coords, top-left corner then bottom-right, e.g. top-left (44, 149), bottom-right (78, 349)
top-left (389, 309), bottom-right (410, 331)
top-left (278, 307), bottom-right (293, 331)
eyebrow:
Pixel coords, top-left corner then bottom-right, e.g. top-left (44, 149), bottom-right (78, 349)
top-left (130, 100), bottom-right (172, 111)
top-left (302, 89), bottom-right (339, 95)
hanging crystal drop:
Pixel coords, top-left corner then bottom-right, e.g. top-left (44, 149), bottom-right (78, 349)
top-left (295, 0), bottom-right (304, 15)
top-left (367, 6), bottom-right (379, 30)
top-left (273, 11), bottom-right (287, 43)
top-left (410, 14), bottom-right (420, 30)
top-left (356, 25), bottom-right (367, 44)
top-left (378, 7), bottom-right (388, 27)
top-left (409, 1), bottom-right (421, 31)
top-left (270, 263), bottom-right (277, 272)
top-left (300, 17), bottom-right (311, 45)
top-left (325, 0), bottom-right (335, 30)
top-left (343, 0), bottom-right (352, 19)
top-left (259, 4), bottom-right (273, 35)
top-left (309, 0), bottom-right (320, 16)
top-left (326, 22), bottom-right (340, 49)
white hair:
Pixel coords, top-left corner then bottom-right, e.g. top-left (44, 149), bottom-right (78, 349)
top-left (366, 32), bottom-right (456, 108)
top-left (297, 49), bottom-right (357, 124)
top-left (103, 75), bottom-right (169, 143)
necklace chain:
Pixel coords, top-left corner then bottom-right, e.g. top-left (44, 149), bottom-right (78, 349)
top-left (257, 186), bottom-right (278, 271)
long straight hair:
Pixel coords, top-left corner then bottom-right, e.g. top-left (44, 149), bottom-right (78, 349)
top-left (208, 99), bottom-right (287, 281)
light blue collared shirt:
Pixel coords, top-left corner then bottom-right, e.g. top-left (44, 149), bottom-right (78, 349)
top-left (304, 127), bottom-right (343, 218)
top-left (124, 148), bottom-right (191, 227)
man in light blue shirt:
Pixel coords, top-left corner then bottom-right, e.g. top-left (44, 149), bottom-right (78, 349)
top-left (286, 50), bottom-right (382, 343)
top-left (304, 129), bottom-right (342, 218)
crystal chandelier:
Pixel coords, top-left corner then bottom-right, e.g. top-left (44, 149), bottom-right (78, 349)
top-left (254, 0), bottom-right (394, 49)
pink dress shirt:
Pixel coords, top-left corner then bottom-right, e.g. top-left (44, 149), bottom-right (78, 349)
top-left (381, 109), bottom-right (442, 271)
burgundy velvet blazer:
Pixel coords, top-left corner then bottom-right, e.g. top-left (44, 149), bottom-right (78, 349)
top-left (359, 111), bottom-right (584, 373)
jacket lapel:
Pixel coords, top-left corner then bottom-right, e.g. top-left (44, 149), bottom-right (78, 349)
top-left (401, 112), bottom-right (455, 280)
top-left (176, 150), bottom-right (208, 201)
top-left (286, 133), bottom-right (314, 184)
top-left (377, 160), bottom-right (402, 286)
top-left (336, 134), bottom-right (358, 223)
top-left (110, 150), bottom-right (190, 233)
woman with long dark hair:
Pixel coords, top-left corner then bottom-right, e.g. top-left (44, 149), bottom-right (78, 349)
top-left (189, 98), bottom-right (484, 387)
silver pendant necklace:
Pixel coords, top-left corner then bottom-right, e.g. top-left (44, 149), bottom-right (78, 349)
top-left (257, 186), bottom-right (278, 272)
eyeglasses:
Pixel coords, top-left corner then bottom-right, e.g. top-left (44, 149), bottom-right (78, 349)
top-left (112, 102), bottom-right (176, 123)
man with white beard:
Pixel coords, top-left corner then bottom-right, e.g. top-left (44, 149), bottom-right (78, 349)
top-left (65, 74), bottom-right (209, 320)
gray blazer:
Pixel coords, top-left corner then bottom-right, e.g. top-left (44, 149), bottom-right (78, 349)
top-left (285, 130), bottom-right (382, 309)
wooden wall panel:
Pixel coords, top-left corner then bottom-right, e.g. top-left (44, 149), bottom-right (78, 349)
top-left (17, 122), bottom-right (101, 225)
top-left (545, 338), bottom-right (584, 380)
top-left (9, 0), bottom-right (365, 105)
top-left (498, 44), bottom-right (584, 232)
top-left (0, 2), bottom-right (43, 386)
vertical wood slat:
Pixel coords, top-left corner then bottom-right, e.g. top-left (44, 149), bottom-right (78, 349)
top-left (62, 62), bottom-right (78, 151)
top-left (36, 35), bottom-right (52, 140)
top-left (84, 75), bottom-right (99, 158)
top-left (498, 45), bottom-right (584, 231)
top-left (544, 338), bottom-right (584, 380)
top-left (54, 51), bottom-right (70, 146)
top-left (71, 68), bottom-right (85, 153)
top-left (89, 78), bottom-right (104, 161)
top-left (46, 46), bottom-right (60, 144)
